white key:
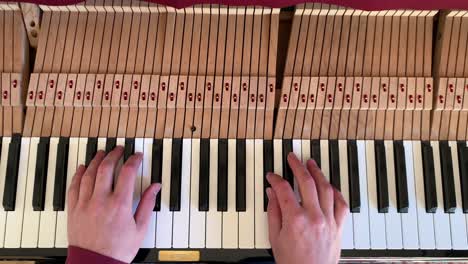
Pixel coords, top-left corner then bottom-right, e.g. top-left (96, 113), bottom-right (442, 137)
top-left (132, 138), bottom-right (144, 213)
top-left (189, 139), bottom-right (205, 248)
top-left (301, 140), bottom-right (311, 162)
top-left (222, 139), bottom-right (238, 248)
top-left (254, 139), bottom-right (269, 248)
top-left (172, 139), bottom-right (191, 248)
top-left (0, 137), bottom-right (11, 247)
top-left (239, 139), bottom-right (255, 248)
top-left (292, 140), bottom-right (302, 201)
top-left (156, 138), bottom-right (173, 248)
top-left (384, 140), bottom-right (403, 249)
top-left (401, 141), bottom-right (419, 249)
top-left (365, 140), bottom-right (386, 249)
top-left (320, 140), bottom-right (330, 181)
top-left (431, 141), bottom-right (452, 249)
top-left (141, 138), bottom-right (156, 248)
top-left (56, 137), bottom-right (79, 247)
top-left (449, 141), bottom-right (468, 249)
top-left (5, 137), bottom-right (31, 248)
top-left (412, 141), bottom-right (435, 249)
top-left (338, 140), bottom-right (354, 249)
top-left (97, 138), bottom-right (106, 151)
top-left (21, 137), bottom-right (40, 247)
top-left (115, 138), bottom-right (125, 183)
top-left (206, 139), bottom-right (222, 248)
top-left (353, 140), bottom-right (370, 249)
top-left (292, 140), bottom-right (302, 160)
top-left (77, 137), bottom-right (87, 168)
top-left (273, 139), bottom-right (282, 176)
top-left (38, 137), bottom-right (59, 247)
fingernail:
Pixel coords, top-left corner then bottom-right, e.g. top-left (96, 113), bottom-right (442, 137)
top-left (115, 146), bottom-right (124, 151)
top-left (266, 173), bottom-right (274, 182)
top-left (288, 152), bottom-right (299, 161)
top-left (266, 188), bottom-right (274, 200)
top-left (154, 183), bottom-right (161, 197)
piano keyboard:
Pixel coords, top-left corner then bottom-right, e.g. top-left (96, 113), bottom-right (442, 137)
top-left (0, 136), bottom-right (466, 250)
top-left (1, 1), bottom-right (468, 262)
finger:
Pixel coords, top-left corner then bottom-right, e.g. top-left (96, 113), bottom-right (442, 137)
top-left (114, 153), bottom-right (143, 206)
top-left (333, 188), bottom-right (349, 228)
top-left (78, 151), bottom-right (106, 202)
top-left (287, 153), bottom-right (321, 216)
top-left (93, 146), bottom-right (124, 197)
top-left (306, 159), bottom-right (334, 218)
top-left (135, 183), bottom-right (161, 233)
top-left (67, 165), bottom-right (86, 210)
top-left (266, 187), bottom-right (282, 243)
top-left (266, 173), bottom-right (301, 222)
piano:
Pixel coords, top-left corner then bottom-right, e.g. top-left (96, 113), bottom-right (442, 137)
top-left (0, 1), bottom-right (467, 262)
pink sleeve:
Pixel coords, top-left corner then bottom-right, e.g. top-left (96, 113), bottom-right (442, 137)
top-left (66, 246), bottom-right (128, 264)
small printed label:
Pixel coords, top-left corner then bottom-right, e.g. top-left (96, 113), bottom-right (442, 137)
top-left (158, 250), bottom-right (201, 262)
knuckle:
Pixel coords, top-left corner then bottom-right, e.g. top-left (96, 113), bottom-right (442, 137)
top-left (290, 212), bottom-right (308, 227)
top-left (97, 161), bottom-right (112, 174)
top-left (310, 216), bottom-right (326, 229)
top-left (122, 161), bottom-right (138, 172)
top-left (277, 180), bottom-right (292, 192)
top-left (302, 175), bottom-right (315, 186)
top-left (288, 213), bottom-right (311, 235)
top-left (323, 184), bottom-right (334, 196)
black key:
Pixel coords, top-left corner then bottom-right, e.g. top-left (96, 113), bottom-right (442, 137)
top-left (439, 141), bottom-right (456, 213)
top-left (33, 137), bottom-right (50, 211)
top-left (457, 141), bottom-right (468, 213)
top-left (217, 139), bottom-right (228, 212)
top-left (329, 140), bottom-right (341, 191)
top-left (282, 139), bottom-right (293, 188)
top-left (124, 138), bottom-right (135, 162)
top-left (85, 137), bottom-right (98, 167)
top-left (421, 141), bottom-right (437, 213)
top-left (310, 139), bottom-right (321, 168)
top-left (53, 137), bottom-right (69, 211)
top-left (263, 140), bottom-right (274, 211)
top-left (393, 140), bottom-right (409, 213)
top-left (0, 137), bottom-right (2, 161)
top-left (169, 138), bottom-right (183, 211)
top-left (3, 134), bottom-right (21, 211)
top-left (347, 140), bottom-right (360, 213)
top-left (105, 138), bottom-right (116, 154)
top-left (151, 139), bottom-right (163, 212)
top-left (374, 140), bottom-right (389, 213)
top-left (236, 139), bottom-right (246, 212)
top-left (199, 138), bottom-right (210, 211)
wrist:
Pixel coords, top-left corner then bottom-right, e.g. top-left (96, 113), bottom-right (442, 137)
top-left (67, 246), bottom-right (128, 264)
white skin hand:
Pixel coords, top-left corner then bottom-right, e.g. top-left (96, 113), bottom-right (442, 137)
top-left (67, 147), bottom-right (160, 263)
top-left (68, 148), bottom-right (347, 264)
top-left (266, 153), bottom-right (349, 264)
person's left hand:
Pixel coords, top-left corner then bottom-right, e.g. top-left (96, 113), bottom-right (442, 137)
top-left (67, 147), bottom-right (161, 263)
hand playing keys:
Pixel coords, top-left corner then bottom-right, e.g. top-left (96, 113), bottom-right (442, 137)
top-left (266, 153), bottom-right (348, 264)
top-left (67, 149), bottom-right (347, 264)
top-left (67, 147), bottom-right (161, 263)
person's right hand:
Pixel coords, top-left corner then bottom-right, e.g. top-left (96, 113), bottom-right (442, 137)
top-left (266, 153), bottom-right (348, 264)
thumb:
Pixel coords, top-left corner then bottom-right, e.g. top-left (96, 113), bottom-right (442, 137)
top-left (267, 187), bottom-right (282, 243)
top-left (135, 183), bottom-right (161, 232)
